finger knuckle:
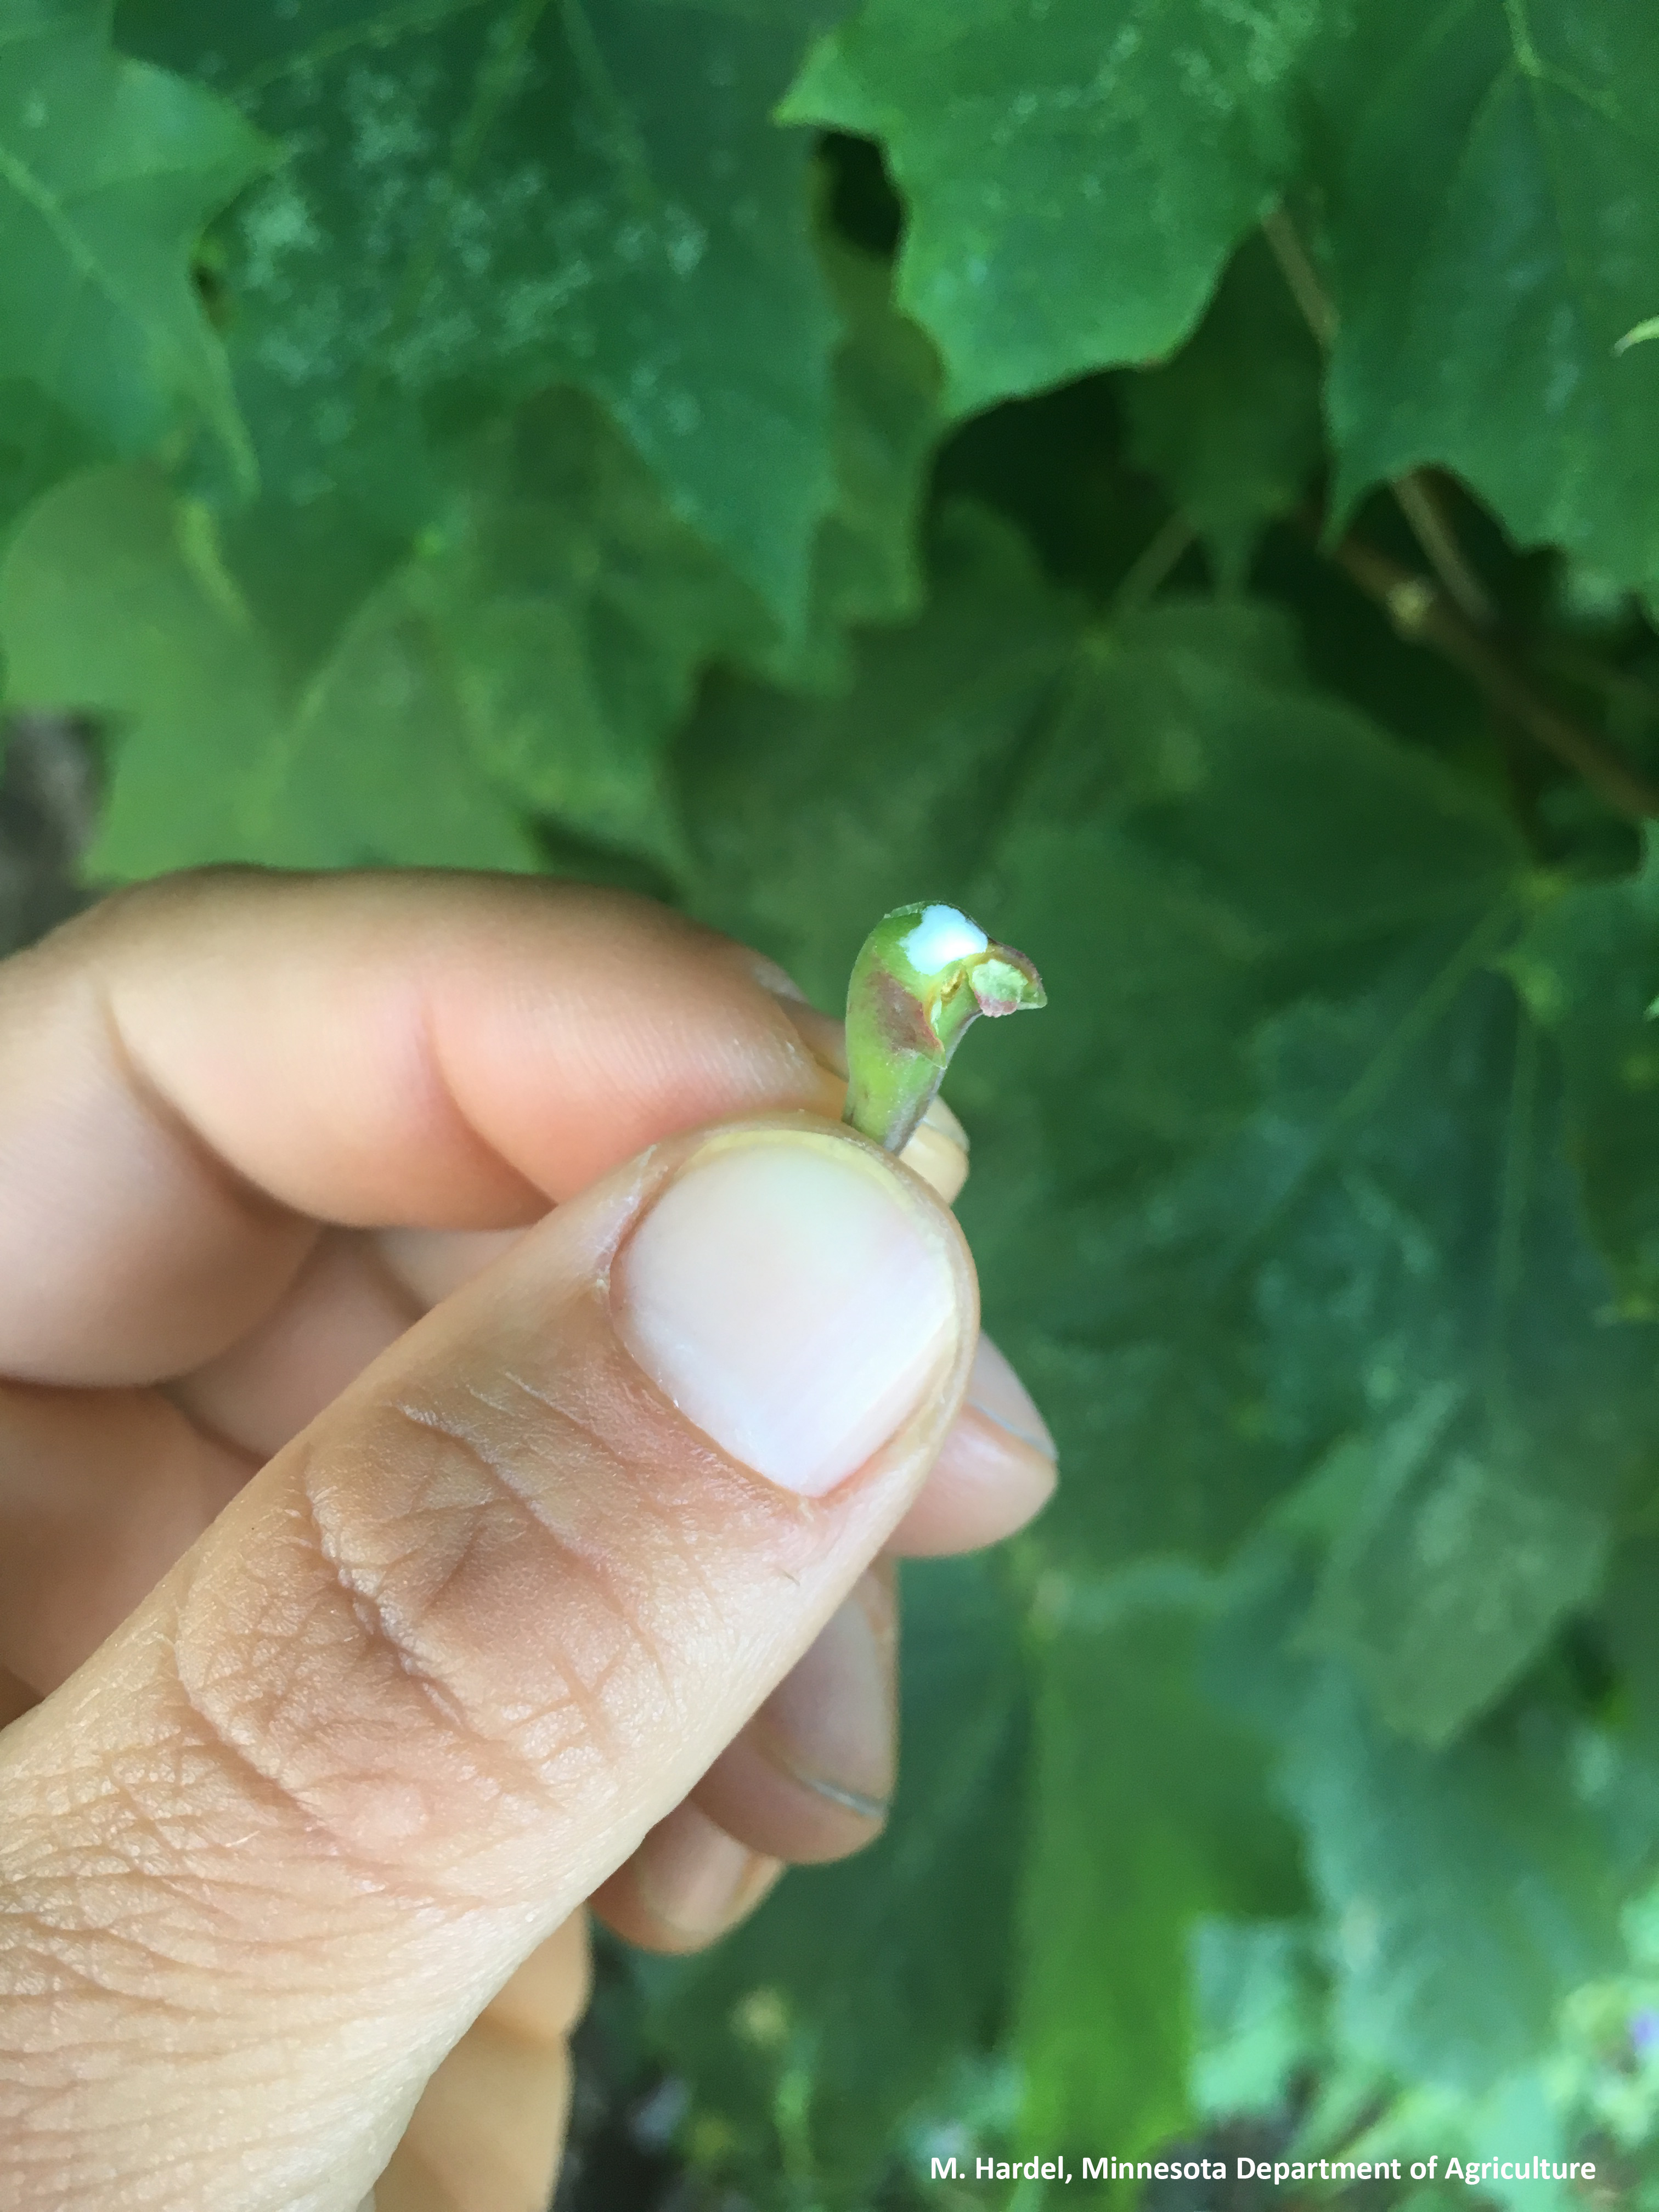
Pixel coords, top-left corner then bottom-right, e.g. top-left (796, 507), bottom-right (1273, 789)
top-left (170, 1381), bottom-right (709, 1887)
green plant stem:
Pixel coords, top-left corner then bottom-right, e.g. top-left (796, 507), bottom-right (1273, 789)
top-left (1329, 532), bottom-right (1659, 819)
top-left (1261, 206), bottom-right (1497, 630)
top-left (1114, 512), bottom-right (1197, 615)
top-left (1260, 205), bottom-right (1659, 816)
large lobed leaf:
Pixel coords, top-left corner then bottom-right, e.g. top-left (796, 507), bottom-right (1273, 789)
top-left (0, 233), bottom-right (941, 877)
top-left (0, 452), bottom-right (564, 873)
top-left (117, 0), bottom-right (848, 628)
top-left (678, 524), bottom-right (1641, 1748)
top-left (667, 539), bottom-right (1659, 2182)
top-left (782, 0), bottom-right (1319, 414)
top-left (1318, 0), bottom-right (1659, 594)
top-left (1219, 1531), bottom-right (1640, 2098)
top-left (788, 0), bottom-right (1659, 592)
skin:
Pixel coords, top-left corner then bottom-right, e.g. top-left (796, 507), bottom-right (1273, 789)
top-left (0, 871), bottom-right (1058, 2212)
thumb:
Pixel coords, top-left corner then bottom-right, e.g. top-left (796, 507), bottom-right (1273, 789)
top-left (0, 1118), bottom-right (975, 2212)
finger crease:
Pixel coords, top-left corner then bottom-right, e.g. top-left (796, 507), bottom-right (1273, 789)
top-left (92, 977), bottom-right (302, 1233)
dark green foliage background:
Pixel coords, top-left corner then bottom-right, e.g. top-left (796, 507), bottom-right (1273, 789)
top-left (5, 0), bottom-right (1659, 2203)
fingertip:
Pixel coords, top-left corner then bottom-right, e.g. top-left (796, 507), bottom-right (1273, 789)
top-left (692, 1566), bottom-right (895, 1864)
top-left (889, 1335), bottom-right (1057, 1556)
top-left (478, 1914), bottom-right (591, 2047)
top-left (613, 1124), bottom-right (973, 1498)
top-left (963, 1334), bottom-right (1055, 1454)
top-left (591, 1801), bottom-right (784, 1955)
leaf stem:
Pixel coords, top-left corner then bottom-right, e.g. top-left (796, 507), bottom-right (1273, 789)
top-left (1260, 204), bottom-right (1659, 815)
top-left (1327, 532), bottom-right (1659, 819)
top-left (1388, 471), bottom-right (1499, 630)
top-left (1114, 512), bottom-right (1197, 616)
top-left (1261, 206), bottom-right (1498, 627)
top-left (1260, 206), bottom-right (1337, 348)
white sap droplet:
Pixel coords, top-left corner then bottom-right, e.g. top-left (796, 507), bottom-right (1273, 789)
top-left (900, 905), bottom-right (988, 977)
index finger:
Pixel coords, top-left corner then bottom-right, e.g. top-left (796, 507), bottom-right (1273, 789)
top-left (0, 868), bottom-right (839, 1386)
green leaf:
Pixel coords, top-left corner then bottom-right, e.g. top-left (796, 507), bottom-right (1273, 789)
top-left (0, 459), bottom-right (538, 874)
top-left (683, 549), bottom-right (1624, 1733)
top-left (119, 0), bottom-right (844, 625)
top-left (641, 1555), bottom-right (1028, 2204)
top-left (1506, 833), bottom-right (1659, 1311)
top-left (958, 608), bottom-right (1527, 1569)
top-left (1188, 1918), bottom-right (1322, 2121)
top-left (1014, 1570), bottom-right (1300, 2160)
top-left (1122, 231), bottom-right (1324, 589)
top-left (1318, 0), bottom-right (1659, 592)
top-left (261, 567), bottom-right (551, 873)
top-left (0, 464), bottom-right (292, 871)
top-left (1246, 964), bottom-right (1652, 1744)
top-left (1294, 1679), bottom-right (1623, 2090)
top-left (782, 0), bottom-right (1320, 415)
top-left (0, 380), bottom-right (93, 559)
top-left (964, 631), bottom-right (1652, 1750)
top-left (755, 229), bottom-right (944, 687)
top-left (0, 0), bottom-right (268, 492)
top-left (1304, 1417), bottom-right (1606, 1756)
top-left (967, 641), bottom-right (1640, 1748)
top-left (684, 566), bottom-right (1544, 1587)
top-left (1222, 1541), bottom-right (1632, 2093)
top-left (1, 294), bottom-right (938, 883)
top-left (674, 501), bottom-right (1081, 1006)
top-left (399, 388), bottom-right (762, 865)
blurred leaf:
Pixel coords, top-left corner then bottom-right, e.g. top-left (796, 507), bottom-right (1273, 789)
top-left (1021, 949), bottom-right (1638, 1751)
top-left (1249, 967), bottom-right (1653, 1743)
top-left (1317, 0), bottom-right (1659, 594)
top-left (0, 0), bottom-right (269, 487)
top-left (0, 405), bottom-right (761, 873)
top-left (782, 0), bottom-right (1319, 414)
top-left (684, 565), bottom-right (1548, 1598)
top-left (958, 607), bottom-right (1527, 1571)
top-left (1296, 1682), bottom-right (1624, 2091)
top-left (757, 230), bottom-right (944, 687)
top-left (0, 462), bottom-right (293, 871)
top-left (0, 383), bottom-right (95, 558)
top-left (120, 0), bottom-right (845, 624)
top-left (1014, 1571), bottom-right (1301, 2160)
top-left (960, 636), bottom-right (1643, 1738)
top-left (1, 246), bottom-right (942, 877)
top-left (1221, 1539), bottom-right (1632, 2093)
top-left (641, 1555), bottom-right (1028, 2204)
top-left (0, 462), bottom-right (539, 872)
top-left (674, 502), bottom-right (1081, 1005)
top-left (1122, 232), bottom-right (1324, 588)
top-left (401, 389), bottom-right (761, 865)
top-left (1188, 1918), bottom-right (1323, 2121)
top-left (1507, 833), bottom-right (1659, 1311)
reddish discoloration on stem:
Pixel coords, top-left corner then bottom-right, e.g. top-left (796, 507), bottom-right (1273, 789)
top-left (843, 905), bottom-right (1045, 1153)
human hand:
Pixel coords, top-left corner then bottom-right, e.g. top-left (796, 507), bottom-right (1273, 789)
top-left (0, 873), bottom-right (1057, 2212)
